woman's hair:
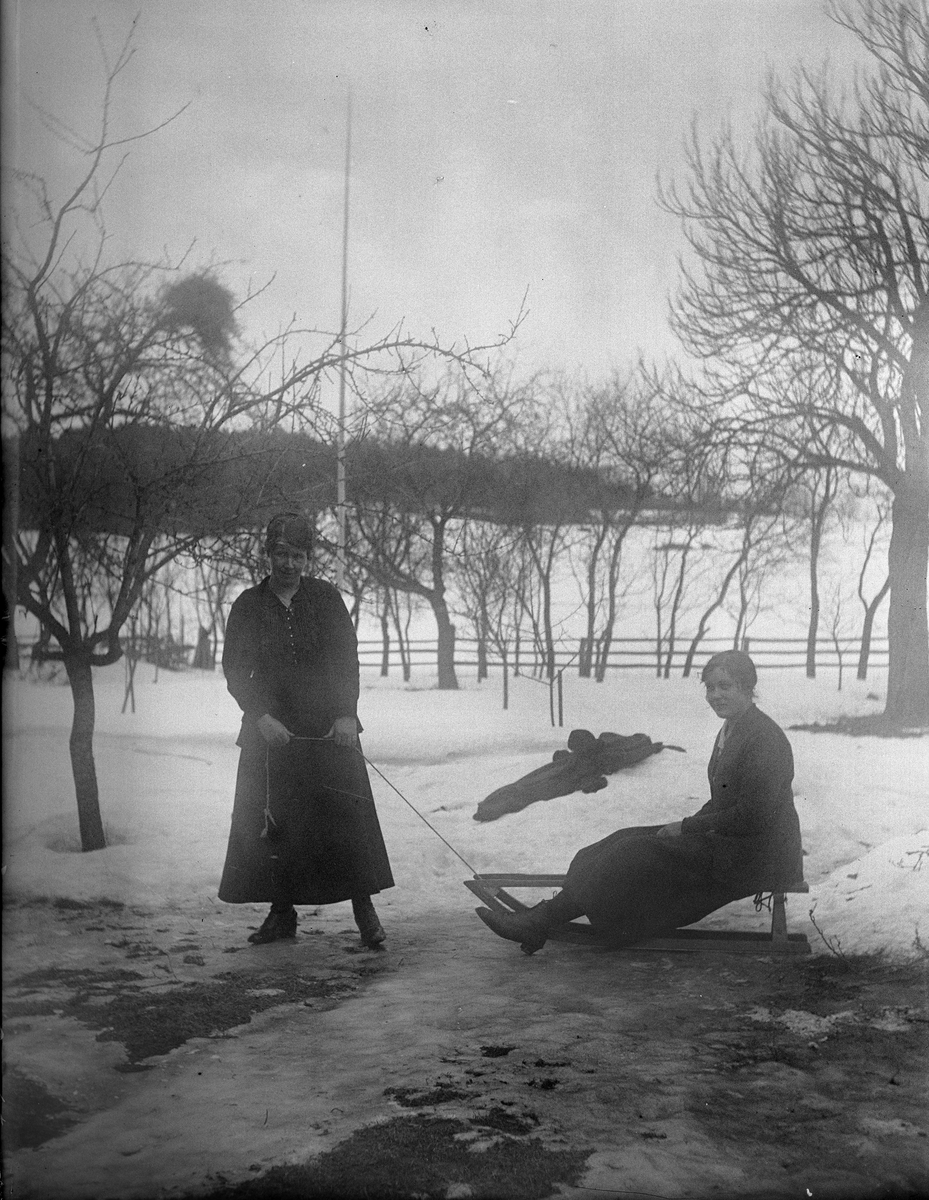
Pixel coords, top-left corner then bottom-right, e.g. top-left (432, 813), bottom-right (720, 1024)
top-left (264, 511), bottom-right (314, 554)
top-left (701, 649), bottom-right (757, 694)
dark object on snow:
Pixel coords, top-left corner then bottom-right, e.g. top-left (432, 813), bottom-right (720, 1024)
top-left (474, 730), bottom-right (682, 823)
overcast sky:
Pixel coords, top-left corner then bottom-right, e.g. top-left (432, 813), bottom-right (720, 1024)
top-left (4, 1), bottom-right (859, 381)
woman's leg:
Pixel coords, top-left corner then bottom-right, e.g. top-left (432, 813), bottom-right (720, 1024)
top-left (475, 823), bottom-right (721, 954)
top-left (248, 901), bottom-right (298, 944)
top-left (579, 835), bottom-right (730, 946)
top-left (352, 895), bottom-right (386, 947)
top-left (475, 887), bottom-right (586, 955)
top-left (543, 890), bottom-right (586, 923)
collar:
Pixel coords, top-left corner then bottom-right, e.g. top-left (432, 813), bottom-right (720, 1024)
top-left (258, 575), bottom-right (310, 607)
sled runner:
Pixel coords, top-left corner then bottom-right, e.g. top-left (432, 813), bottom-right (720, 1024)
top-left (464, 873), bottom-right (811, 955)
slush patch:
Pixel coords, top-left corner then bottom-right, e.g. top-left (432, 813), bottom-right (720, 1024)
top-left (196, 1114), bottom-right (588, 1199)
top-left (2, 1069), bottom-right (81, 1149)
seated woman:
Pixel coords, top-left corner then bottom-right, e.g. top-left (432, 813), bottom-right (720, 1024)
top-left (475, 650), bottom-right (803, 954)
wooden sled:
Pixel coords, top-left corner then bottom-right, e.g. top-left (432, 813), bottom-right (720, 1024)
top-left (465, 873), bottom-right (811, 955)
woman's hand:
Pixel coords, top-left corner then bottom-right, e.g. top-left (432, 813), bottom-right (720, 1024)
top-left (329, 716), bottom-right (359, 749)
top-left (256, 714), bottom-right (293, 746)
top-left (656, 821), bottom-right (683, 839)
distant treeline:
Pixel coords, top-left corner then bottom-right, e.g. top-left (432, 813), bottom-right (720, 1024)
top-left (8, 424), bottom-right (735, 538)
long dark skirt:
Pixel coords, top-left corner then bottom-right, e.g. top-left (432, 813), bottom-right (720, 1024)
top-left (558, 824), bottom-right (747, 947)
top-left (218, 738), bottom-right (395, 906)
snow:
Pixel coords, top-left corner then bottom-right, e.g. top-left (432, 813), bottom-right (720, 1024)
top-left (3, 663), bottom-right (927, 960)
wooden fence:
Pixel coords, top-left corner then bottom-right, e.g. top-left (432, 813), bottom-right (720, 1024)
top-left (15, 632), bottom-right (889, 676)
top-left (352, 634), bottom-right (887, 675)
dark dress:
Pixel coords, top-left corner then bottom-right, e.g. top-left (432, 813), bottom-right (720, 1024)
top-left (218, 575), bottom-right (394, 906)
top-left (556, 704), bottom-right (803, 946)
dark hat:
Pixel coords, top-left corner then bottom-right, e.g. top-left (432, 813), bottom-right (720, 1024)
top-left (265, 512), bottom-right (314, 553)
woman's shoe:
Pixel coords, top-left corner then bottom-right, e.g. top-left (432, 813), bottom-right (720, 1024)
top-left (248, 907), bottom-right (297, 944)
top-left (475, 905), bottom-right (550, 955)
top-left (352, 896), bottom-right (386, 948)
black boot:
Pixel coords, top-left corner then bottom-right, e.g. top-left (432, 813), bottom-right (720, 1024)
top-left (248, 906), bottom-right (297, 945)
top-left (352, 896), bottom-right (386, 948)
top-left (475, 902), bottom-right (553, 955)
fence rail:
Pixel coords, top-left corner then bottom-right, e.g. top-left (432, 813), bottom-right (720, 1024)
top-left (17, 632), bottom-right (884, 675)
top-left (353, 635), bottom-right (888, 674)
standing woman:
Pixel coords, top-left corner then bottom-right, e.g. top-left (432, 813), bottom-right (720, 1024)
top-left (219, 512), bottom-right (394, 946)
top-left (476, 650), bottom-right (802, 953)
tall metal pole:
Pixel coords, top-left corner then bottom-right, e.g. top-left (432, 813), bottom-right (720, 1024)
top-left (335, 92), bottom-right (352, 591)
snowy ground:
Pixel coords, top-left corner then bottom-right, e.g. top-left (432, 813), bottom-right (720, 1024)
top-left (3, 662), bottom-right (927, 960)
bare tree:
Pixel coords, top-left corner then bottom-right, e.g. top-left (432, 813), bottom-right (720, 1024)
top-left (2, 27), bottom-right (520, 848)
top-left (854, 488), bottom-right (893, 679)
top-left (454, 519), bottom-right (526, 702)
top-left (682, 446), bottom-right (795, 676)
top-left (349, 365), bottom-right (533, 689)
top-left (651, 527), bottom-right (700, 677)
top-left (563, 372), bottom-right (668, 680)
top-left (648, 422), bottom-right (730, 677)
top-left (727, 525), bottom-right (795, 652)
top-left (824, 576), bottom-right (856, 691)
top-left (789, 459), bottom-right (841, 679)
top-left (660, 0), bottom-right (929, 724)
top-left (189, 550), bottom-right (239, 670)
top-left (495, 380), bottom-right (601, 680)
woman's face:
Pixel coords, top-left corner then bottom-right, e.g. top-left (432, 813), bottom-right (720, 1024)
top-left (703, 668), bottom-right (753, 721)
top-left (269, 539), bottom-right (308, 589)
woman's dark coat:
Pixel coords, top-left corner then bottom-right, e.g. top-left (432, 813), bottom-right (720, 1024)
top-left (558, 704), bottom-right (803, 946)
top-left (218, 575), bottom-right (394, 906)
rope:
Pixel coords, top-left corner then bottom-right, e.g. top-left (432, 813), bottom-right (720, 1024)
top-left (360, 750), bottom-right (479, 874)
top-left (262, 735), bottom-right (479, 875)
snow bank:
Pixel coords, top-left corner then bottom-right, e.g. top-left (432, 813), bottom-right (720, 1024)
top-left (3, 664), bottom-right (926, 960)
top-left (805, 833), bottom-right (929, 959)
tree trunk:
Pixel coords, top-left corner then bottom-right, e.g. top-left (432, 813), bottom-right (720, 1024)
top-left (805, 470), bottom-right (835, 679)
top-left (390, 599), bottom-right (410, 682)
top-left (581, 526), bottom-right (605, 678)
top-left (662, 547), bottom-right (689, 678)
top-left (733, 569), bottom-right (750, 649)
top-left (856, 575), bottom-right (890, 681)
top-left (594, 533), bottom-right (624, 682)
top-left (885, 486), bottom-right (929, 725)
top-left (806, 531), bottom-right (821, 679)
top-left (192, 625), bottom-right (215, 670)
top-left (684, 546), bottom-right (746, 676)
top-left (540, 574), bottom-right (556, 680)
top-left (122, 623), bottom-right (139, 714)
top-left (433, 601), bottom-right (458, 690)
top-left (65, 653), bottom-right (106, 851)
top-left (3, 432), bottom-right (20, 671)
top-left (380, 605), bottom-right (390, 677)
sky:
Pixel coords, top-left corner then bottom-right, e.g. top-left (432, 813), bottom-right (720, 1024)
top-left (3, 1), bottom-right (859, 382)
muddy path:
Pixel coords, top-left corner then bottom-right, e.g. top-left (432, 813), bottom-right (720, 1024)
top-left (3, 898), bottom-right (927, 1200)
